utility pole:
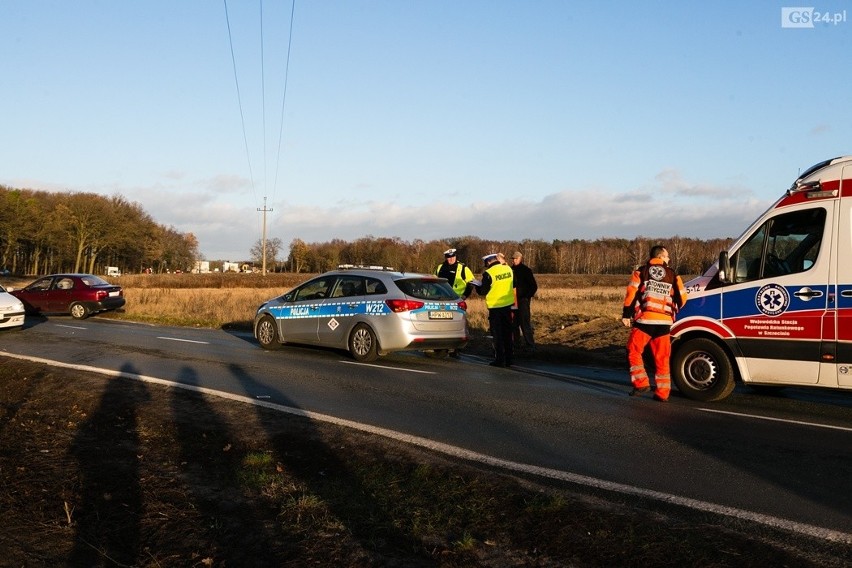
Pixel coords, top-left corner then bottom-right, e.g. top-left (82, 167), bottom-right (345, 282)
top-left (257, 197), bottom-right (273, 276)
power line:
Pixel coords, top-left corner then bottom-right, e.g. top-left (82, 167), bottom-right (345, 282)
top-left (222, 0), bottom-right (257, 206)
top-left (260, 0), bottom-right (267, 197)
top-left (272, 0), bottom-right (297, 205)
top-left (223, 0), bottom-right (296, 268)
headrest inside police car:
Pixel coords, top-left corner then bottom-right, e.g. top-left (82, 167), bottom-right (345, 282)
top-left (443, 248), bottom-right (457, 258)
top-left (482, 253), bottom-right (498, 264)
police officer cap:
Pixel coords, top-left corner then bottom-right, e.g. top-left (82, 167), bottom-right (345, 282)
top-left (443, 248), bottom-right (457, 258)
top-left (482, 253), bottom-right (498, 264)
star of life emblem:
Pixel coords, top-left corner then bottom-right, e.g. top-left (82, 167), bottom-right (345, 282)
top-left (756, 284), bottom-right (789, 317)
top-left (648, 265), bottom-right (666, 281)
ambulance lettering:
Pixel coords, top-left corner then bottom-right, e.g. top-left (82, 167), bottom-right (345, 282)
top-left (645, 279), bottom-right (672, 298)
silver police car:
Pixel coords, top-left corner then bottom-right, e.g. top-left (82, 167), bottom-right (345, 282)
top-left (254, 265), bottom-right (469, 362)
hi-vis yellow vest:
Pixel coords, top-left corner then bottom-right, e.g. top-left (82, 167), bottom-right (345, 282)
top-left (435, 262), bottom-right (472, 296)
top-left (485, 263), bottom-right (514, 308)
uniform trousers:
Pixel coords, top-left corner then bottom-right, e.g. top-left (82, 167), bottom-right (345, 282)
top-left (489, 305), bottom-right (514, 366)
top-left (513, 296), bottom-right (535, 347)
top-left (627, 323), bottom-right (672, 399)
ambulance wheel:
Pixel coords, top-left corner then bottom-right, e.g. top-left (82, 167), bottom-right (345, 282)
top-left (671, 338), bottom-right (735, 402)
top-left (349, 323), bottom-right (379, 362)
top-left (256, 315), bottom-right (282, 350)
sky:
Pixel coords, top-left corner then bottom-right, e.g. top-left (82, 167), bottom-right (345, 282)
top-left (2, 1), bottom-right (851, 261)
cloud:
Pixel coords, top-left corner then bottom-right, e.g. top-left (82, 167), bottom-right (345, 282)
top-left (3, 168), bottom-right (772, 260)
top-left (809, 124), bottom-right (831, 136)
top-left (270, 174), bottom-right (769, 247)
top-left (654, 168), bottom-right (751, 198)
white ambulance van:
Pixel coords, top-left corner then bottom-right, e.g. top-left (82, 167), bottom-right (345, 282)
top-left (671, 155), bottom-right (852, 401)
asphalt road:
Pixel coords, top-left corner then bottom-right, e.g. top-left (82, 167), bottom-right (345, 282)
top-left (2, 315), bottom-right (852, 542)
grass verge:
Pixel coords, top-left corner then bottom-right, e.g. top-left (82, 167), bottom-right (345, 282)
top-left (1, 359), bottom-right (849, 567)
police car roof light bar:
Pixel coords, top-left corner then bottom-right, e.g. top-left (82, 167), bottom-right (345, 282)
top-left (337, 264), bottom-right (396, 271)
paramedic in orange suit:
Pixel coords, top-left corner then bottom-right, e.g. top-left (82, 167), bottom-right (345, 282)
top-left (622, 245), bottom-right (687, 402)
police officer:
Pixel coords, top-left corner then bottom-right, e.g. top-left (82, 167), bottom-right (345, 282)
top-left (435, 248), bottom-right (474, 299)
top-left (476, 253), bottom-right (515, 367)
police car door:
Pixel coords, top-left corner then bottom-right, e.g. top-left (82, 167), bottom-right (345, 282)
top-left (723, 204), bottom-right (833, 385)
top-left (317, 276), bottom-right (365, 347)
top-left (280, 276), bottom-right (336, 343)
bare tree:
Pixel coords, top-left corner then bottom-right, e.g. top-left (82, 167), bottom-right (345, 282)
top-left (250, 237), bottom-right (283, 270)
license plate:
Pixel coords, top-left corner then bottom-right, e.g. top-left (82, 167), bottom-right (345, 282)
top-left (428, 310), bottom-right (453, 320)
top-left (109, 291), bottom-right (119, 297)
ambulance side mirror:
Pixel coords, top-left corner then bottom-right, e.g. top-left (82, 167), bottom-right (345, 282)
top-left (718, 251), bottom-right (731, 284)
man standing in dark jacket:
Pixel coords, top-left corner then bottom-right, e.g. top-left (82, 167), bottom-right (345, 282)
top-left (511, 251), bottom-right (538, 350)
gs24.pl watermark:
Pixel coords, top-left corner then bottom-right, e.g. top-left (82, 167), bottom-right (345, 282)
top-left (781, 7), bottom-right (847, 27)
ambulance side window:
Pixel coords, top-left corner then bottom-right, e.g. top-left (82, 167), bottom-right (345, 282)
top-left (730, 208), bottom-right (826, 284)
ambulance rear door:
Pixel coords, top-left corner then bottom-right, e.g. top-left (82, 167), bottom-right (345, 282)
top-left (834, 166), bottom-right (852, 387)
top-left (720, 201), bottom-right (834, 385)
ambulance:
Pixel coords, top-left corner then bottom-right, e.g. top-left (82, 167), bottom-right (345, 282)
top-left (671, 155), bottom-right (852, 401)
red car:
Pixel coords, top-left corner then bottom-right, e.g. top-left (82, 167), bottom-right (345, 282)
top-left (11, 273), bottom-right (126, 319)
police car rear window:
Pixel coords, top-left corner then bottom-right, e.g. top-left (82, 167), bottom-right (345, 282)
top-left (395, 278), bottom-right (458, 300)
top-left (365, 278), bottom-right (387, 295)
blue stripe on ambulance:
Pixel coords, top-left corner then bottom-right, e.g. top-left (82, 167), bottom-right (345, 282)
top-left (676, 292), bottom-right (722, 320)
top-left (715, 284), bottom-right (828, 319)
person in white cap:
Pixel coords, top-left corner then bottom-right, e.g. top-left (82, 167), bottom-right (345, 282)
top-left (475, 253), bottom-right (515, 367)
top-left (435, 248), bottom-right (474, 359)
top-left (435, 248), bottom-right (474, 300)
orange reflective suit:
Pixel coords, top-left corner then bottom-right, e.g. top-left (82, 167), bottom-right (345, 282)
top-left (622, 258), bottom-right (687, 400)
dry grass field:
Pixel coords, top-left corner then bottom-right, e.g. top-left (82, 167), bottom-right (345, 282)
top-left (106, 272), bottom-right (630, 367)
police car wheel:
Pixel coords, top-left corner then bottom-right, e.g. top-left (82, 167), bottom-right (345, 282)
top-left (349, 323), bottom-right (379, 362)
top-left (70, 302), bottom-right (89, 320)
top-left (671, 338), bottom-right (735, 402)
top-left (256, 315), bottom-right (282, 350)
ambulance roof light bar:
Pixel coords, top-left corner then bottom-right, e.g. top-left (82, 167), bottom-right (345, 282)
top-left (787, 179), bottom-right (822, 196)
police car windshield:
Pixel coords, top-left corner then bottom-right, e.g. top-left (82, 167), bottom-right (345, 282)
top-left (396, 278), bottom-right (458, 301)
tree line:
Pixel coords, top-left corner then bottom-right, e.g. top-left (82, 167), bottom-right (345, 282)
top-left (1, 186), bottom-right (199, 275)
top-left (277, 234), bottom-right (734, 276)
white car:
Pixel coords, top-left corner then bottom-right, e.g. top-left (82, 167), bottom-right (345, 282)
top-left (0, 283), bottom-right (25, 329)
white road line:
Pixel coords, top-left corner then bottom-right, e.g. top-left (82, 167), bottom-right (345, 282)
top-left (339, 360), bottom-right (436, 375)
top-left (156, 336), bottom-right (210, 345)
top-left (56, 324), bottom-right (87, 330)
top-left (2, 351), bottom-right (850, 545)
top-left (699, 407), bottom-right (852, 432)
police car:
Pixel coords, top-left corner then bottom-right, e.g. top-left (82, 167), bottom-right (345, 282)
top-left (254, 265), bottom-right (469, 362)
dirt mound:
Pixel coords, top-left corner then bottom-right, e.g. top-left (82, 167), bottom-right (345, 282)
top-left (464, 314), bottom-right (628, 369)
